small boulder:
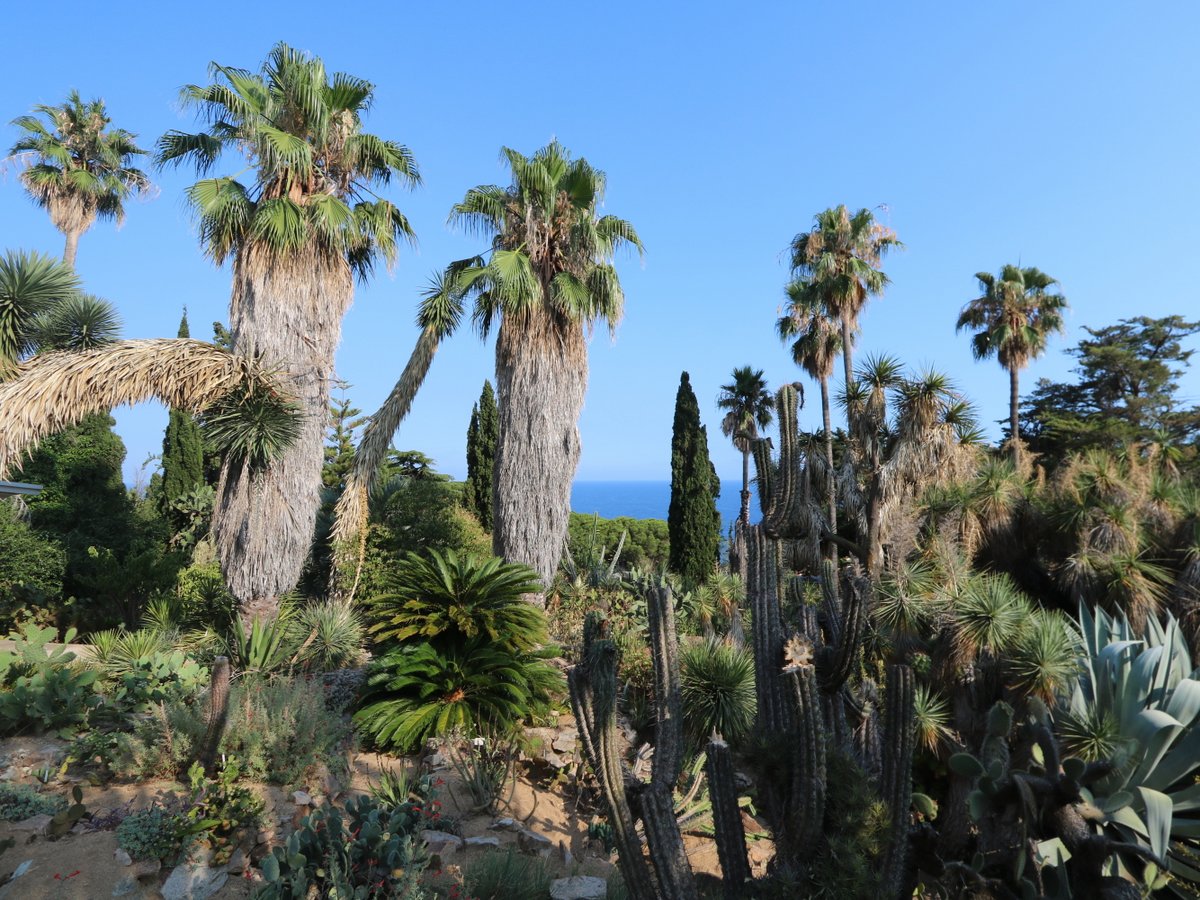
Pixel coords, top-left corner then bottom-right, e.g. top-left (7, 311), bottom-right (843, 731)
top-left (111, 875), bottom-right (138, 897)
top-left (517, 828), bottom-right (554, 858)
top-left (10, 814), bottom-right (52, 836)
top-left (464, 836), bottom-right (501, 848)
top-left (421, 829), bottom-right (462, 857)
top-left (114, 847), bottom-right (133, 866)
top-left (549, 876), bottom-right (608, 900)
top-left (291, 790), bottom-right (312, 806)
top-left (162, 862), bottom-right (229, 900)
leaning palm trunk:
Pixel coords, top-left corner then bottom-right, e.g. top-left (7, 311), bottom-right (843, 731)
top-left (0, 339), bottom-right (276, 477)
top-left (215, 246), bottom-right (352, 622)
top-left (493, 307), bottom-right (587, 596)
top-left (328, 326), bottom-right (440, 600)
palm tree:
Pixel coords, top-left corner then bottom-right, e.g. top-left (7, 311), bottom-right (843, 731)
top-left (441, 142), bottom-right (642, 593)
top-left (8, 92), bottom-right (150, 268)
top-left (956, 265), bottom-right (1068, 460)
top-left (788, 205), bottom-right (901, 415)
top-left (779, 278), bottom-right (842, 538)
top-left (0, 250), bottom-right (81, 376)
top-left (156, 43), bottom-right (420, 620)
top-left (717, 367), bottom-right (773, 526)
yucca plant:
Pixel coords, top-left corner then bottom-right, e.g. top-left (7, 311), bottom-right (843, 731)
top-left (679, 638), bottom-right (756, 746)
top-left (292, 600), bottom-right (364, 672)
top-left (224, 604), bottom-right (298, 676)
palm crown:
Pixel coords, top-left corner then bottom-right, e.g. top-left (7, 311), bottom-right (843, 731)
top-left (778, 277), bottom-right (843, 383)
top-left (957, 265), bottom-right (1068, 371)
top-left (156, 42), bottom-right (419, 278)
top-left (718, 366), bottom-right (774, 451)
top-left (446, 141), bottom-right (643, 335)
top-left (9, 92), bottom-right (150, 263)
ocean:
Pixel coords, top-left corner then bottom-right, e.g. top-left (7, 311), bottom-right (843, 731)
top-left (570, 480), bottom-right (755, 535)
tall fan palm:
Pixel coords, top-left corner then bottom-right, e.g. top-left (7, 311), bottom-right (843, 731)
top-left (717, 366), bottom-right (774, 526)
top-left (441, 142), bottom-right (642, 593)
top-left (779, 277), bottom-right (842, 536)
top-left (956, 265), bottom-right (1068, 460)
top-left (788, 205), bottom-right (901, 416)
top-left (156, 43), bottom-right (420, 620)
top-left (8, 92), bottom-right (150, 268)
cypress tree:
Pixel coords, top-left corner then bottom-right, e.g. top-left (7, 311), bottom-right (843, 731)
top-left (668, 371), bottom-right (720, 588)
top-left (464, 380), bottom-right (498, 531)
top-left (160, 310), bottom-right (205, 531)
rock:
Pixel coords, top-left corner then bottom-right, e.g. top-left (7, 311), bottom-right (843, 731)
top-left (256, 829), bottom-right (274, 845)
top-left (0, 767), bottom-right (19, 782)
top-left (291, 790), bottom-right (312, 806)
top-left (421, 830), bottom-right (462, 857)
top-left (131, 858), bottom-right (162, 881)
top-left (541, 750), bottom-right (568, 770)
top-left (463, 836), bottom-right (501, 848)
top-left (112, 875), bottom-right (138, 897)
top-left (225, 848), bottom-right (248, 874)
top-left (549, 876), bottom-right (608, 900)
top-left (558, 840), bottom-right (573, 865)
top-left (490, 817), bottom-right (518, 831)
top-left (552, 730), bottom-right (578, 753)
top-left (426, 751), bottom-right (448, 768)
top-left (114, 847), bottom-right (133, 866)
top-left (161, 862), bottom-right (229, 900)
top-left (10, 814), bottom-right (52, 835)
top-left (517, 828), bottom-right (554, 857)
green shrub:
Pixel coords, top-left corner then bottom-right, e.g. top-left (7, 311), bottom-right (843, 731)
top-left (355, 641), bottom-right (561, 753)
top-left (257, 795), bottom-right (429, 899)
top-left (0, 502), bottom-right (65, 632)
top-left (0, 624), bottom-right (99, 737)
top-left (174, 558), bottom-right (237, 631)
top-left (463, 847), bottom-right (551, 900)
top-left (117, 805), bottom-right (182, 861)
top-left (177, 760), bottom-right (263, 864)
top-left (86, 628), bottom-right (208, 716)
top-left (0, 783), bottom-right (67, 821)
top-left (680, 638), bottom-right (756, 746)
top-left (131, 675), bottom-right (352, 785)
top-left (566, 512), bottom-right (669, 571)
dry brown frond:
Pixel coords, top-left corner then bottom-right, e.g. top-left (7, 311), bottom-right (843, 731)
top-left (0, 338), bottom-right (277, 478)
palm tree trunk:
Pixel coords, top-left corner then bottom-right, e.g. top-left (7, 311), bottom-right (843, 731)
top-left (62, 230), bottom-right (80, 269)
top-left (214, 245), bottom-right (353, 622)
top-left (841, 317), bottom-right (854, 428)
top-left (821, 376), bottom-right (837, 558)
top-left (493, 307), bottom-right (587, 600)
top-left (740, 446), bottom-right (751, 525)
top-left (328, 327), bottom-right (440, 600)
top-left (1009, 366), bottom-right (1021, 463)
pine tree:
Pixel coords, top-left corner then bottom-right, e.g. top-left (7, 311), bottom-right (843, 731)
top-left (324, 385), bottom-right (365, 492)
top-left (668, 372), bottom-right (720, 588)
top-left (159, 310), bottom-right (205, 532)
top-left (464, 380), bottom-right (498, 531)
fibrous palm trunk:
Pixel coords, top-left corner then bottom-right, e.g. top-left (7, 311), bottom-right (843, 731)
top-left (821, 375), bottom-right (837, 559)
top-left (1008, 365), bottom-right (1021, 463)
top-left (739, 444), bottom-right (751, 525)
top-left (493, 307), bottom-right (586, 597)
top-left (841, 317), bottom-right (855, 428)
top-left (62, 230), bottom-right (80, 269)
top-left (215, 245), bottom-right (352, 622)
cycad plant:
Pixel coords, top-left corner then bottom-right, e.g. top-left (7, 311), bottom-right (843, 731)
top-left (157, 42), bottom-right (420, 620)
top-left (367, 550), bottom-right (546, 652)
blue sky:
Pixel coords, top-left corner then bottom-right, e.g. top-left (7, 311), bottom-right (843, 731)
top-left (2, 2), bottom-right (1198, 487)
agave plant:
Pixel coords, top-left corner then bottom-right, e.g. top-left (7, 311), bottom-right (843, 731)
top-left (1058, 603), bottom-right (1200, 891)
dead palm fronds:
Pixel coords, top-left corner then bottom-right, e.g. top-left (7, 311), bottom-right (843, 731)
top-left (0, 338), bottom-right (286, 478)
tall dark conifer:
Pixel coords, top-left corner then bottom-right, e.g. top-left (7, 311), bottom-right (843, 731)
top-left (464, 380), bottom-right (498, 531)
top-left (668, 372), bottom-right (720, 588)
top-left (159, 310), bottom-right (205, 532)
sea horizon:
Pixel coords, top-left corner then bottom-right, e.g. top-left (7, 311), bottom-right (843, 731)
top-left (571, 479), bottom-right (755, 535)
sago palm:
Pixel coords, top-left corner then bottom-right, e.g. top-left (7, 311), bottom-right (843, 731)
top-left (956, 265), bottom-right (1068, 461)
top-left (788, 205), bottom-right (901, 416)
top-left (717, 366), bottom-right (773, 526)
top-left (441, 141), bottom-right (642, 592)
top-left (156, 43), bottom-right (420, 620)
top-left (8, 91), bottom-right (151, 268)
